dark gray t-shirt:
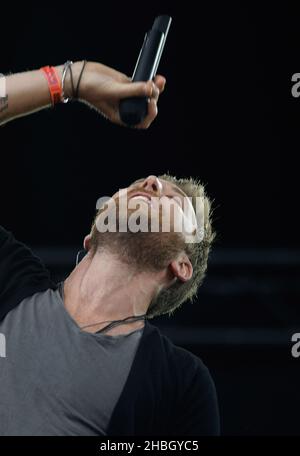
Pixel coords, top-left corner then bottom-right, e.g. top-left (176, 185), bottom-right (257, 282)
top-left (0, 285), bottom-right (144, 436)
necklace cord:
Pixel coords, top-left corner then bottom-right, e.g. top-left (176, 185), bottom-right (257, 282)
top-left (58, 282), bottom-right (147, 334)
top-left (82, 315), bottom-right (147, 334)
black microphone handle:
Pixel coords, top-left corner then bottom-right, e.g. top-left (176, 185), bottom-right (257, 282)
top-left (119, 28), bottom-right (165, 126)
top-left (119, 97), bottom-right (149, 127)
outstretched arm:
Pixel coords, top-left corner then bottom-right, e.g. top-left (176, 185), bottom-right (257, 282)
top-left (0, 60), bottom-right (166, 128)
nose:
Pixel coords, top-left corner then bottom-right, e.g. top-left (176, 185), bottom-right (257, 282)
top-left (142, 175), bottom-right (162, 195)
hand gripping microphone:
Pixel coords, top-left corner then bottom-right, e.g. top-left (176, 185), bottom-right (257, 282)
top-left (119, 15), bottom-right (172, 126)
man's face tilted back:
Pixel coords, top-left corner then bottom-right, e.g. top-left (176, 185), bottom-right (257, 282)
top-left (124, 175), bottom-right (199, 243)
top-left (86, 175), bottom-right (200, 282)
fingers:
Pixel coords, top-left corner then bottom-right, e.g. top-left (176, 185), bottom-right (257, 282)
top-left (116, 75), bottom-right (166, 100)
top-left (150, 83), bottom-right (160, 102)
top-left (117, 80), bottom-right (153, 99)
top-left (147, 98), bottom-right (158, 125)
top-left (135, 98), bottom-right (158, 130)
top-left (132, 78), bottom-right (166, 129)
top-left (153, 75), bottom-right (166, 94)
top-left (110, 75), bottom-right (166, 129)
top-left (135, 78), bottom-right (164, 129)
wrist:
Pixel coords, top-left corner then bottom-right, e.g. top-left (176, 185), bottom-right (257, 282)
top-left (55, 61), bottom-right (90, 101)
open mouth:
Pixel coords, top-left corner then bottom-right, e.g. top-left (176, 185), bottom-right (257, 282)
top-left (129, 192), bottom-right (153, 205)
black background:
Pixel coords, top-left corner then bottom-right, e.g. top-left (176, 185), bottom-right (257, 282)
top-left (1, 2), bottom-right (299, 436)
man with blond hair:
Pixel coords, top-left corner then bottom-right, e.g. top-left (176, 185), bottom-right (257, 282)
top-left (0, 60), bottom-right (219, 436)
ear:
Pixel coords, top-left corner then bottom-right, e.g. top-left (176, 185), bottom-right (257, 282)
top-left (169, 252), bottom-right (193, 283)
top-left (83, 234), bottom-right (92, 252)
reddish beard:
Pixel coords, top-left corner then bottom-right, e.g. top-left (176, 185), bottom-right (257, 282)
top-left (94, 230), bottom-right (186, 272)
top-left (94, 194), bottom-right (186, 271)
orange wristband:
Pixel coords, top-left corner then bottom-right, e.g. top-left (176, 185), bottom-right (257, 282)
top-left (40, 65), bottom-right (62, 106)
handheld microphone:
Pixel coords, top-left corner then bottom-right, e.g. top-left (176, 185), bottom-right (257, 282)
top-left (119, 15), bottom-right (172, 126)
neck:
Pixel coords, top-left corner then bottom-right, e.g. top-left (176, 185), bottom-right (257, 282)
top-left (63, 250), bottom-right (163, 334)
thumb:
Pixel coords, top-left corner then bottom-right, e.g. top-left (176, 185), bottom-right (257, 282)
top-left (116, 80), bottom-right (153, 99)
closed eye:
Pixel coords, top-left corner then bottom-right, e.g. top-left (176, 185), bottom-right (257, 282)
top-left (164, 195), bottom-right (183, 206)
